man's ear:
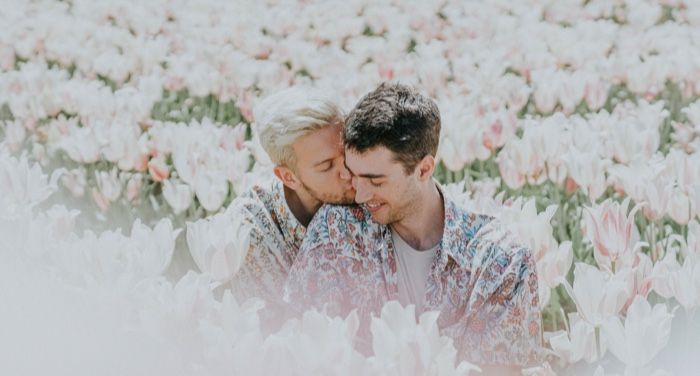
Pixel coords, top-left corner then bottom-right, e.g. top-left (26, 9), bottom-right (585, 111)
top-left (273, 165), bottom-right (300, 190)
top-left (416, 155), bottom-right (436, 181)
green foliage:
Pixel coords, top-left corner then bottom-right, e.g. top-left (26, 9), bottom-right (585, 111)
top-left (151, 90), bottom-right (245, 125)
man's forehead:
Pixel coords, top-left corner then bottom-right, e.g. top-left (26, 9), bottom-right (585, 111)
top-left (344, 147), bottom-right (397, 176)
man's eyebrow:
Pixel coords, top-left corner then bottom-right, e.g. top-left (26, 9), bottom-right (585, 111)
top-left (343, 160), bottom-right (385, 179)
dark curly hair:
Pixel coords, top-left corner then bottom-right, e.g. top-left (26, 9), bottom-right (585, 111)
top-left (343, 82), bottom-right (441, 174)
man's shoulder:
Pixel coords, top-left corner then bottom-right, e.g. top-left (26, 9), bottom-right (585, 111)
top-left (468, 216), bottom-right (536, 275)
top-left (234, 178), bottom-right (280, 210)
top-left (302, 203), bottom-right (382, 255)
top-left (312, 203), bottom-right (372, 227)
top-left (444, 198), bottom-right (496, 243)
top-left (445, 199), bottom-right (533, 268)
top-left (226, 179), bottom-right (289, 235)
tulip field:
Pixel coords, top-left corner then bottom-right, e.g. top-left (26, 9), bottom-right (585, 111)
top-left (2, 0), bottom-right (700, 375)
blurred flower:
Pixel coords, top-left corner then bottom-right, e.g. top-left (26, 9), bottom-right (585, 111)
top-left (667, 186), bottom-right (692, 225)
top-left (95, 168), bottom-right (122, 203)
top-left (668, 256), bottom-right (700, 310)
top-left (620, 253), bottom-right (653, 313)
top-left (0, 153), bottom-right (62, 213)
top-left (532, 70), bottom-right (559, 114)
top-left (602, 296), bottom-right (673, 372)
top-left (564, 263), bottom-right (628, 327)
top-left (60, 126), bottom-right (101, 164)
top-left (369, 301), bottom-right (480, 376)
top-left (162, 179), bottom-right (193, 215)
top-left (125, 174), bottom-right (143, 202)
top-left (558, 71), bottom-right (586, 115)
top-left (565, 150), bottom-right (610, 201)
top-left (194, 171), bottom-right (229, 212)
top-left (548, 312), bottom-right (599, 364)
top-left (584, 76), bottom-right (610, 111)
top-left (186, 211), bottom-right (251, 283)
top-left (3, 120), bottom-right (27, 152)
top-left (128, 218), bottom-right (181, 277)
top-left (498, 198), bottom-right (558, 262)
top-left (148, 156), bottom-right (170, 183)
top-left (538, 241), bottom-right (573, 307)
top-left (651, 250), bottom-right (681, 299)
top-left (262, 309), bottom-right (367, 375)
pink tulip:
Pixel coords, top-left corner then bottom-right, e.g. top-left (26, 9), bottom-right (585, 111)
top-left (583, 198), bottom-right (643, 272)
top-left (148, 156), bottom-right (170, 183)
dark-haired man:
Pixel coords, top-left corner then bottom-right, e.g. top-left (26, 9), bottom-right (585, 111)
top-left (285, 83), bottom-right (541, 373)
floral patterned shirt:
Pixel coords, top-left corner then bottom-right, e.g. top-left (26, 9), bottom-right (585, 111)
top-left (229, 178), bottom-right (305, 309)
top-left (284, 185), bottom-right (542, 367)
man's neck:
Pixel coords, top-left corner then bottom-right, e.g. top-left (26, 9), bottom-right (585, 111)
top-left (390, 183), bottom-right (444, 251)
top-left (283, 185), bottom-right (319, 227)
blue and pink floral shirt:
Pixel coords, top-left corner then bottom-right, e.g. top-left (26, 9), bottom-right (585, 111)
top-left (229, 178), bottom-right (305, 308)
top-left (284, 186), bottom-right (542, 366)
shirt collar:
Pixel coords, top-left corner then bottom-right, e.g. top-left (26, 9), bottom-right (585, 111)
top-left (271, 179), bottom-right (306, 245)
top-left (379, 180), bottom-right (474, 270)
top-left (434, 182), bottom-right (473, 269)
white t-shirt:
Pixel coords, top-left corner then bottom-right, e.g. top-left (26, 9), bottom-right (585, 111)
top-left (391, 227), bottom-right (439, 311)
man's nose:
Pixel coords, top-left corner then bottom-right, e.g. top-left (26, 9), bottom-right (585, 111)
top-left (352, 179), bottom-right (371, 203)
top-left (339, 163), bottom-right (351, 181)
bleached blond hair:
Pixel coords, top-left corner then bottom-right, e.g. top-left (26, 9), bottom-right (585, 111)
top-left (253, 88), bottom-right (343, 170)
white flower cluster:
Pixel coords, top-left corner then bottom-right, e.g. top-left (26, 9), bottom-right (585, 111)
top-left (0, 151), bottom-right (479, 376)
top-left (4, 0), bottom-right (700, 374)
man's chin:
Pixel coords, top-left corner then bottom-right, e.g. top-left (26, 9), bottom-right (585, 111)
top-left (322, 194), bottom-right (356, 206)
top-left (369, 213), bottom-right (389, 225)
top-left (331, 198), bottom-right (356, 205)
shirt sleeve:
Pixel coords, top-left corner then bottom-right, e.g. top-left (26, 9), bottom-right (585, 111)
top-left (448, 222), bottom-right (542, 367)
top-left (227, 196), bottom-right (289, 304)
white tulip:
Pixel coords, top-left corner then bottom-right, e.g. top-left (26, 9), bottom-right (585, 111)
top-left (564, 263), bottom-right (629, 327)
top-left (565, 150), bottom-right (610, 201)
top-left (548, 312), bottom-right (599, 364)
top-left (668, 256), bottom-right (700, 310)
top-left (128, 218), bottom-right (181, 277)
top-left (262, 309), bottom-right (367, 375)
top-left (0, 153), bottom-right (62, 213)
top-left (94, 168), bottom-right (122, 202)
top-left (186, 211), bottom-right (251, 282)
top-left (369, 301), bottom-right (480, 376)
top-left (162, 179), bottom-right (194, 215)
top-left (602, 296), bottom-right (673, 370)
top-left (497, 197), bottom-right (558, 261)
top-left (533, 71), bottom-right (559, 114)
top-left (538, 241), bottom-right (573, 307)
top-left (651, 250), bottom-right (681, 299)
top-left (667, 187), bottom-right (692, 225)
top-left (60, 126), bottom-right (101, 164)
top-left (3, 120), bottom-right (27, 152)
top-left (194, 170), bottom-right (229, 212)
